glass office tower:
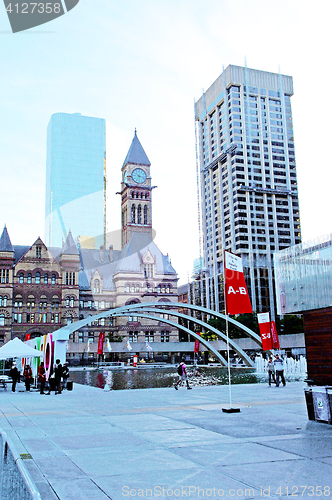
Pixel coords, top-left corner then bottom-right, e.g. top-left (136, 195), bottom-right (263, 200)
top-left (195, 65), bottom-right (301, 318)
top-left (45, 112), bottom-right (106, 248)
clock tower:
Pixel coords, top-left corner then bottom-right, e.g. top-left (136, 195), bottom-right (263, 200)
top-left (121, 131), bottom-right (153, 247)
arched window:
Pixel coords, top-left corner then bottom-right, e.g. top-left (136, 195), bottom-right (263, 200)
top-left (131, 205), bottom-right (136, 223)
top-left (66, 296), bottom-right (70, 308)
top-left (0, 296), bottom-right (2, 306)
top-left (70, 297), bottom-right (74, 308)
top-left (135, 284), bottom-right (139, 293)
top-left (44, 274), bottom-right (48, 284)
top-left (3, 296), bottom-right (7, 307)
top-left (0, 314), bottom-right (4, 327)
top-left (126, 284), bottom-right (130, 293)
top-left (27, 273), bottom-right (32, 284)
top-left (140, 192), bottom-right (144, 199)
top-left (137, 205), bottom-right (142, 224)
top-left (18, 273), bottom-right (24, 284)
top-left (166, 285), bottom-right (170, 294)
top-left (66, 315), bottom-right (73, 325)
top-left (130, 284), bottom-right (135, 293)
top-left (51, 274), bottom-right (56, 285)
top-left (35, 272), bottom-right (40, 284)
top-left (144, 205), bottom-right (148, 225)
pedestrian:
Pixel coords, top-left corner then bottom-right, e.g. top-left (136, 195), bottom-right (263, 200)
top-left (38, 362), bottom-right (46, 394)
top-left (266, 356), bottom-right (275, 387)
top-left (174, 358), bottom-right (192, 390)
top-left (23, 364), bottom-right (33, 391)
top-left (54, 359), bottom-right (63, 394)
top-left (274, 354), bottom-right (286, 387)
top-left (9, 362), bottom-right (19, 393)
top-left (62, 362), bottom-right (69, 389)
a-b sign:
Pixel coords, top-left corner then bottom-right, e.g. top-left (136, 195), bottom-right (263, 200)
top-left (227, 286), bottom-right (247, 295)
top-left (3, 0), bottom-right (80, 33)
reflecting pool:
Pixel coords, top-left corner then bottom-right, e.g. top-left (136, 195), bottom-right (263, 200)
top-left (69, 366), bottom-right (305, 391)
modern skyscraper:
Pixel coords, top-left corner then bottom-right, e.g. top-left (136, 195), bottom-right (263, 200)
top-left (195, 65), bottom-right (301, 318)
top-left (45, 112), bottom-right (107, 248)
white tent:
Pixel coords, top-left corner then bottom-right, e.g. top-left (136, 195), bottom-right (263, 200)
top-left (0, 337), bottom-right (43, 360)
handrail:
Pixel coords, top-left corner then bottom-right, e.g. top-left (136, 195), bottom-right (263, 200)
top-left (0, 429), bottom-right (41, 500)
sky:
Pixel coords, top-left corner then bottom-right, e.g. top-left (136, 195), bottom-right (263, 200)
top-left (1, 0), bottom-right (331, 286)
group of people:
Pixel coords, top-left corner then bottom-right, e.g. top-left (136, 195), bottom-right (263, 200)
top-left (266, 353), bottom-right (286, 387)
top-left (9, 359), bottom-right (70, 394)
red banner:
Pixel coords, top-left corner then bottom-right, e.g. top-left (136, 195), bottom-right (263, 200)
top-left (257, 312), bottom-right (273, 351)
top-left (224, 251), bottom-right (253, 315)
top-left (97, 332), bottom-right (105, 355)
top-left (270, 320), bottom-right (280, 349)
top-left (25, 333), bottom-right (31, 341)
top-left (194, 333), bottom-right (201, 354)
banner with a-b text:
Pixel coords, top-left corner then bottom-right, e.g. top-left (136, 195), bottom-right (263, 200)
top-left (224, 251), bottom-right (253, 315)
top-left (257, 312), bottom-right (273, 351)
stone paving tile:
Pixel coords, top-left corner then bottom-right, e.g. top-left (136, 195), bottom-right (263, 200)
top-left (104, 413), bottom-right (198, 431)
top-left (255, 435), bottom-right (332, 459)
top-left (51, 430), bottom-right (155, 451)
top-left (135, 427), bottom-right (241, 448)
top-left (66, 448), bottom-right (199, 477)
top-left (49, 477), bottom-right (112, 500)
top-left (96, 467), bottom-right (261, 499)
top-left (170, 441), bottom-right (301, 466)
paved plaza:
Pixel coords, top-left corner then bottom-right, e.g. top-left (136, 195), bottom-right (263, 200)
top-left (1, 380), bottom-right (332, 499)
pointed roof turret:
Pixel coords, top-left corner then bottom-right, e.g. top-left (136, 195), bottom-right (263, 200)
top-left (0, 225), bottom-right (14, 252)
top-left (62, 230), bottom-right (79, 255)
top-left (122, 130), bottom-right (151, 167)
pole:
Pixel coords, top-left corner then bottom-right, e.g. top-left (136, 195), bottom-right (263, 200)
top-left (226, 313), bottom-right (232, 408)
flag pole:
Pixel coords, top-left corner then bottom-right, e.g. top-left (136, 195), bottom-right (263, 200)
top-left (222, 250), bottom-right (240, 414)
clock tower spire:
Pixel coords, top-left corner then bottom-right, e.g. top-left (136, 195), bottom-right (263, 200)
top-left (121, 131), bottom-right (153, 248)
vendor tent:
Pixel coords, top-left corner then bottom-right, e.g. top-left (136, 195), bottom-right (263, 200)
top-left (0, 337), bottom-right (43, 359)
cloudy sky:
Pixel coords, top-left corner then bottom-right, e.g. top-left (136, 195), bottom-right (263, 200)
top-left (1, 0), bottom-right (331, 284)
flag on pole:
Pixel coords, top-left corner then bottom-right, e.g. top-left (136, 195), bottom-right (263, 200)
top-left (127, 340), bottom-right (132, 351)
top-left (194, 333), bottom-right (201, 354)
top-left (224, 251), bottom-right (253, 315)
top-left (106, 339), bottom-right (112, 352)
top-left (87, 339), bottom-right (90, 353)
top-left (97, 332), bottom-right (105, 355)
top-left (270, 320), bottom-right (280, 349)
top-left (145, 342), bottom-right (152, 352)
top-left (257, 312), bottom-right (273, 351)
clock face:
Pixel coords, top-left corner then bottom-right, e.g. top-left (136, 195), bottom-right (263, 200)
top-left (132, 168), bottom-right (147, 184)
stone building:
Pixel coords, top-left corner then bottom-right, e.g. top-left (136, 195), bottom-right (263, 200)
top-left (0, 132), bottom-right (179, 360)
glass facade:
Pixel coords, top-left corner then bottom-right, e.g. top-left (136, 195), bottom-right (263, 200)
top-left (274, 234), bottom-right (332, 314)
top-left (195, 65), bottom-right (302, 317)
top-left (45, 112), bottom-right (106, 248)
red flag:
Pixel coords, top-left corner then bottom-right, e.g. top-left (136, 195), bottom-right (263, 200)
top-left (25, 333), bottom-right (31, 341)
top-left (224, 251), bottom-right (253, 315)
top-left (270, 320), bottom-right (280, 349)
top-left (194, 333), bottom-right (201, 354)
top-left (257, 312), bottom-right (273, 351)
top-left (97, 332), bottom-right (105, 355)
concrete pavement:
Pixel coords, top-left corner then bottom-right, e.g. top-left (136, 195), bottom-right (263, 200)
top-left (1, 380), bottom-right (332, 499)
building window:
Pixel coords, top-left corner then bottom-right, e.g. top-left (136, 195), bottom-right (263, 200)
top-left (18, 273), bottom-right (24, 284)
top-left (144, 264), bottom-right (153, 278)
top-left (44, 274), bottom-right (48, 284)
top-left (144, 205), bottom-right (148, 225)
top-left (0, 314), bottom-right (4, 327)
top-left (0, 269), bottom-right (9, 284)
top-left (35, 272), bottom-right (40, 284)
top-left (100, 301), bottom-right (105, 309)
top-left (93, 280), bottom-right (100, 293)
top-left (27, 273), bottom-right (32, 284)
top-left (66, 316), bottom-right (73, 325)
top-left (131, 205), bottom-right (136, 223)
top-left (51, 274), bottom-right (56, 285)
top-left (137, 205), bottom-right (142, 224)
top-left (36, 246), bottom-right (42, 258)
top-left (65, 272), bottom-right (75, 285)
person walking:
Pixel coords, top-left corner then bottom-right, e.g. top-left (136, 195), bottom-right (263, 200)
top-left (54, 359), bottom-right (63, 394)
top-left (62, 362), bottom-right (69, 389)
top-left (274, 354), bottom-right (286, 387)
top-left (23, 364), bottom-right (33, 391)
top-left (9, 362), bottom-right (20, 393)
top-left (174, 358), bottom-right (192, 390)
top-left (38, 362), bottom-right (46, 394)
top-left (266, 356), bottom-right (275, 387)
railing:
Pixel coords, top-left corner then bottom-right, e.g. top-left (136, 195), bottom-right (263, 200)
top-left (0, 430), bottom-right (41, 500)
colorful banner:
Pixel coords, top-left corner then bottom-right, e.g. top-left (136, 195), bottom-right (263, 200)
top-left (224, 251), bottom-right (253, 315)
top-left (97, 332), bottom-right (105, 355)
top-left (25, 333), bottom-right (31, 341)
top-left (194, 333), bottom-right (201, 354)
top-left (270, 320), bottom-right (280, 349)
top-left (257, 312), bottom-right (273, 351)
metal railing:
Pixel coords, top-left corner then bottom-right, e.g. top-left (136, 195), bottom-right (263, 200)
top-left (0, 430), bottom-right (41, 500)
